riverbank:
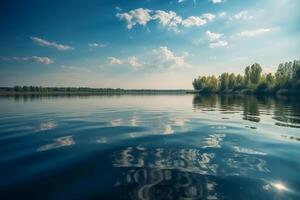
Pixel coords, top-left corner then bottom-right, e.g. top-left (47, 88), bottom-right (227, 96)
top-left (187, 89), bottom-right (300, 95)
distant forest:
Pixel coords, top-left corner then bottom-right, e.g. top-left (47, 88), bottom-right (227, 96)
top-left (0, 86), bottom-right (189, 95)
top-left (192, 60), bottom-right (300, 94)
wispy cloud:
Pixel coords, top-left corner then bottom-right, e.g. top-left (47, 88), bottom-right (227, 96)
top-left (115, 6), bottom-right (122, 11)
top-left (153, 46), bottom-right (187, 68)
top-left (210, 0), bottom-right (225, 4)
top-left (218, 12), bottom-right (227, 18)
top-left (230, 10), bottom-right (253, 20)
top-left (1, 56), bottom-right (54, 64)
top-left (60, 65), bottom-right (91, 73)
top-left (182, 13), bottom-right (215, 27)
top-left (88, 43), bottom-right (106, 48)
top-left (108, 57), bottom-right (123, 65)
top-left (238, 27), bottom-right (278, 37)
top-left (107, 56), bottom-right (142, 68)
top-left (206, 30), bottom-right (228, 48)
top-left (178, 0), bottom-right (197, 6)
top-left (128, 56), bottom-right (142, 68)
top-left (30, 36), bottom-right (73, 51)
top-left (117, 8), bottom-right (215, 31)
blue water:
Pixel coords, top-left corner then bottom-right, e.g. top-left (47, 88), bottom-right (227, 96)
top-left (0, 95), bottom-right (300, 199)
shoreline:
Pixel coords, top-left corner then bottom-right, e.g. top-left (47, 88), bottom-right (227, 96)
top-left (0, 90), bottom-right (299, 96)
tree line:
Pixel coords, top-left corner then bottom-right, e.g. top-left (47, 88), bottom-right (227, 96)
top-left (0, 86), bottom-right (189, 94)
top-left (192, 60), bottom-right (300, 94)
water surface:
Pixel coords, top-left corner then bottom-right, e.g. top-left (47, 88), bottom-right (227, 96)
top-left (1, 95), bottom-right (300, 199)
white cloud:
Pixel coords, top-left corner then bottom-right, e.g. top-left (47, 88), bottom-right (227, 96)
top-left (117, 8), bottom-right (215, 31)
top-left (230, 10), bottom-right (253, 20)
top-left (182, 13), bottom-right (215, 27)
top-left (152, 10), bottom-right (182, 32)
top-left (238, 28), bottom-right (277, 37)
top-left (153, 46), bottom-right (187, 68)
top-left (0, 56), bottom-right (53, 64)
top-left (107, 56), bottom-right (143, 68)
top-left (202, 13), bottom-right (216, 21)
top-left (30, 36), bottom-right (73, 51)
top-left (88, 43), bottom-right (106, 48)
top-left (115, 6), bottom-right (122, 11)
top-left (116, 8), bottom-right (152, 29)
top-left (108, 57), bottom-right (123, 65)
top-left (31, 56), bottom-right (54, 64)
top-left (128, 56), bottom-right (142, 68)
top-left (209, 40), bottom-right (228, 48)
top-left (178, 0), bottom-right (196, 5)
top-left (206, 30), bottom-right (223, 42)
top-left (210, 0), bottom-right (225, 3)
top-left (206, 30), bottom-right (228, 48)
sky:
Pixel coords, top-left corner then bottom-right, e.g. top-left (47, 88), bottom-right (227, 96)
top-left (0, 0), bottom-right (299, 89)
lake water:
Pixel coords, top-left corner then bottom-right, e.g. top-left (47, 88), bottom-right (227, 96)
top-left (0, 95), bottom-right (300, 200)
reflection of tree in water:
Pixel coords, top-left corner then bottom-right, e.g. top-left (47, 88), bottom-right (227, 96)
top-left (219, 95), bottom-right (243, 110)
top-left (192, 94), bottom-right (300, 128)
top-left (192, 95), bottom-right (218, 110)
top-left (111, 146), bottom-right (270, 199)
top-left (114, 168), bottom-right (219, 200)
top-left (242, 96), bottom-right (261, 122)
top-left (273, 96), bottom-right (300, 128)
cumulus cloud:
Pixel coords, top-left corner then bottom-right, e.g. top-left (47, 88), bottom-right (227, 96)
top-left (108, 57), bottom-right (123, 65)
top-left (116, 8), bottom-right (152, 29)
top-left (30, 36), bottom-right (73, 51)
top-left (230, 10), bottom-right (253, 20)
top-left (88, 43), bottom-right (106, 48)
top-left (0, 56), bottom-right (54, 64)
top-left (177, 13), bottom-right (215, 27)
top-left (128, 56), bottom-right (141, 68)
top-left (152, 10), bottom-right (182, 31)
top-left (206, 30), bottom-right (228, 48)
top-left (107, 56), bottom-right (142, 68)
top-left (153, 46), bottom-right (187, 68)
top-left (238, 28), bottom-right (277, 37)
top-left (117, 8), bottom-right (215, 31)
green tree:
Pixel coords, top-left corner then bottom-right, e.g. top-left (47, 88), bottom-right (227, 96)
top-left (265, 73), bottom-right (275, 86)
top-left (235, 74), bottom-right (244, 89)
top-left (250, 63), bottom-right (262, 85)
top-left (228, 73), bottom-right (236, 90)
top-left (244, 66), bottom-right (251, 86)
top-left (275, 62), bottom-right (293, 88)
top-left (219, 73), bottom-right (229, 91)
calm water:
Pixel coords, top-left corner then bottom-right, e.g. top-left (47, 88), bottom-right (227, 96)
top-left (1, 95), bottom-right (300, 200)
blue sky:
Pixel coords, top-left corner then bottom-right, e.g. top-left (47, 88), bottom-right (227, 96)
top-left (0, 0), bottom-right (299, 89)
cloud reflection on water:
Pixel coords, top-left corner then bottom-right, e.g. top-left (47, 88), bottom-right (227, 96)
top-left (112, 146), bottom-right (269, 176)
top-left (37, 135), bottom-right (75, 152)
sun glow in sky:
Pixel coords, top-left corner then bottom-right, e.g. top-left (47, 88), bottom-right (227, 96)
top-left (0, 0), bottom-right (299, 89)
